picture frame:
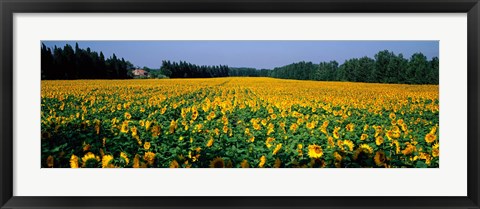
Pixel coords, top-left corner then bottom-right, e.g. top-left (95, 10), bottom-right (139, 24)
top-left (1, 0), bottom-right (479, 208)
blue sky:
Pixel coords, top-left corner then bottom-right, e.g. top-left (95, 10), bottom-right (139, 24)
top-left (42, 41), bottom-right (439, 69)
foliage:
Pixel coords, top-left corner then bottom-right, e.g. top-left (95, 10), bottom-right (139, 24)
top-left (160, 60), bottom-right (229, 78)
top-left (41, 43), bottom-right (134, 80)
top-left (269, 50), bottom-right (438, 84)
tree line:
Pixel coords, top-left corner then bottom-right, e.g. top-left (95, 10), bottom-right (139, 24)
top-left (160, 60), bottom-right (229, 78)
top-left (41, 43), bottom-right (134, 80)
top-left (269, 50), bottom-right (439, 84)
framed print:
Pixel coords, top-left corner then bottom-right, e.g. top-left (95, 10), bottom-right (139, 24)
top-left (1, 0), bottom-right (479, 208)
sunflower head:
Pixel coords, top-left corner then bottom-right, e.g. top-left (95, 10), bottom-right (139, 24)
top-left (307, 144), bottom-right (323, 159)
top-left (120, 122), bottom-right (129, 133)
top-left (102, 155), bottom-right (115, 168)
top-left (389, 112), bottom-right (396, 120)
top-left (432, 143), bottom-right (439, 157)
top-left (210, 157), bottom-right (225, 168)
top-left (144, 141), bottom-right (151, 150)
top-left (359, 144), bottom-right (374, 154)
top-left (272, 143), bottom-right (282, 155)
top-left (70, 154), bottom-right (79, 168)
top-left (82, 152), bottom-right (100, 168)
top-left (425, 133), bottom-right (437, 143)
top-left (343, 140), bottom-right (354, 151)
top-left (258, 156), bottom-right (266, 168)
top-left (376, 136), bottom-right (384, 145)
top-left (206, 138), bottom-right (214, 147)
top-left (119, 152), bottom-right (130, 166)
top-left (169, 159), bottom-right (180, 168)
top-left (144, 152), bottom-right (156, 166)
top-left (133, 154), bottom-right (140, 168)
top-left (265, 137), bottom-right (275, 148)
top-left (334, 152), bottom-right (342, 162)
top-left (374, 150), bottom-right (386, 166)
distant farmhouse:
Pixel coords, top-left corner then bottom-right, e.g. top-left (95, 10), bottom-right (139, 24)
top-left (132, 69), bottom-right (149, 78)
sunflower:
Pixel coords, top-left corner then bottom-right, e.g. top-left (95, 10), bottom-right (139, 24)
top-left (360, 134), bottom-right (368, 141)
top-left (345, 123), bottom-right (354, 132)
top-left (270, 114), bottom-right (277, 120)
top-left (273, 143), bottom-right (282, 155)
top-left (130, 126), bottom-right (138, 137)
top-left (374, 150), bottom-right (386, 166)
top-left (206, 138), bottom-right (214, 147)
top-left (124, 112), bottom-right (131, 119)
top-left (169, 160), bottom-right (180, 168)
top-left (353, 144), bottom-right (373, 161)
top-left (392, 140), bottom-right (401, 154)
top-left (390, 120), bottom-right (397, 126)
top-left (249, 136), bottom-right (255, 143)
top-left (359, 144), bottom-right (374, 154)
top-left (151, 125), bottom-right (160, 137)
top-left (120, 152), bottom-right (129, 165)
top-left (375, 136), bottom-right (384, 146)
top-left (432, 143), bottom-right (439, 157)
top-left (306, 122), bottom-right (315, 130)
top-left (425, 133), bottom-right (437, 143)
top-left (307, 144), bottom-right (323, 159)
top-left (209, 157), bottom-right (225, 168)
top-left (102, 155), bottom-right (115, 168)
top-left (334, 152), bottom-right (342, 161)
top-left (144, 141), bottom-right (151, 150)
top-left (82, 152), bottom-right (100, 168)
top-left (430, 126), bottom-right (437, 135)
top-left (222, 125), bottom-right (229, 134)
top-left (289, 123), bottom-right (298, 132)
top-left (47, 155), bottom-right (54, 168)
top-left (297, 144), bottom-right (303, 156)
top-left (333, 127), bottom-right (341, 139)
top-left (240, 160), bottom-right (250, 168)
top-left (133, 154), bottom-right (140, 168)
top-left (389, 112), bottom-right (396, 120)
top-left (265, 137), bottom-right (275, 148)
top-left (327, 136), bottom-right (335, 147)
top-left (144, 152), bottom-right (155, 165)
top-left (145, 120), bottom-right (152, 131)
top-left (70, 154), bottom-right (79, 168)
top-left (343, 140), bottom-right (354, 151)
top-left (192, 109), bottom-right (199, 121)
top-left (258, 156), bottom-right (266, 168)
top-left (120, 122), bottom-right (129, 133)
top-left (209, 111), bottom-right (216, 119)
top-left (169, 120), bottom-right (177, 134)
top-left (402, 144), bottom-right (416, 155)
top-left (397, 119), bottom-right (404, 125)
top-left (374, 126), bottom-right (383, 137)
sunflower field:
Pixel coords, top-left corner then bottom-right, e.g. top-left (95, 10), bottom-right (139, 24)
top-left (41, 77), bottom-right (439, 168)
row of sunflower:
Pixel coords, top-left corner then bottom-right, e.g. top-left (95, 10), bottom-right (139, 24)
top-left (41, 77), bottom-right (439, 168)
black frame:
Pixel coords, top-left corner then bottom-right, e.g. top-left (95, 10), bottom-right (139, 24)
top-left (1, 0), bottom-right (479, 208)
